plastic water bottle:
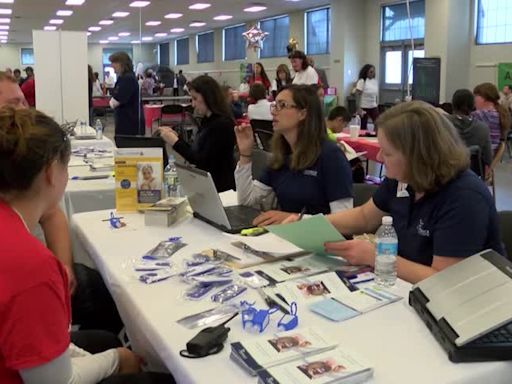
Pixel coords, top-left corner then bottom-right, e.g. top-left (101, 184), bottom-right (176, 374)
top-left (95, 119), bottom-right (103, 140)
top-left (374, 216), bottom-right (398, 287)
top-left (164, 155), bottom-right (182, 198)
top-left (353, 114), bottom-right (361, 128)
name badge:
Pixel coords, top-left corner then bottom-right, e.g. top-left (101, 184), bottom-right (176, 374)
top-left (303, 170), bottom-right (318, 177)
top-left (396, 182), bottom-right (409, 198)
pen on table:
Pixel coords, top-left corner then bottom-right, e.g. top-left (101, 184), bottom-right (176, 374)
top-left (71, 175), bottom-right (110, 180)
top-left (298, 206), bottom-right (307, 221)
top-left (257, 288), bottom-right (290, 315)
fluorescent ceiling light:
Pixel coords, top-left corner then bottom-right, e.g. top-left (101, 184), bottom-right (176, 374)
top-left (189, 3), bottom-right (211, 10)
top-left (65, 0), bottom-right (86, 5)
top-left (49, 19), bottom-right (64, 24)
top-left (118, 32), bottom-right (130, 36)
top-left (142, 36), bottom-right (153, 41)
top-left (213, 15), bottom-right (232, 20)
top-left (0, 1), bottom-right (14, 3)
top-left (0, 30), bottom-right (7, 34)
top-left (170, 27), bottom-right (184, 33)
top-left (165, 13), bottom-right (182, 19)
top-left (129, 1), bottom-right (150, 7)
top-left (56, 10), bottom-right (73, 16)
top-left (86, 32), bottom-right (91, 36)
top-left (108, 36), bottom-right (119, 40)
top-left (189, 22), bottom-right (206, 27)
top-left (145, 21), bottom-right (161, 26)
top-left (0, 24), bottom-right (8, 29)
top-left (112, 11), bottom-right (129, 17)
top-left (99, 20), bottom-right (113, 25)
top-left (244, 5), bottom-right (267, 12)
top-left (0, 40), bottom-right (7, 43)
top-left (88, 26), bottom-right (101, 31)
top-left (99, 40), bottom-right (109, 44)
top-left (0, 18), bottom-right (10, 23)
top-left (43, 26), bottom-right (56, 31)
top-left (155, 32), bottom-right (167, 37)
top-left (131, 40), bottom-right (140, 44)
top-left (0, 8), bottom-right (12, 14)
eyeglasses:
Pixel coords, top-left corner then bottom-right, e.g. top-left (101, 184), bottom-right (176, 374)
top-left (270, 100), bottom-right (299, 112)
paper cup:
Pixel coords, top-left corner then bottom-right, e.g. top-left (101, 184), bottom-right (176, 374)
top-left (349, 125), bottom-right (360, 138)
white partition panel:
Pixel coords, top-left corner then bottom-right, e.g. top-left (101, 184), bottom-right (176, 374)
top-left (33, 30), bottom-right (88, 125)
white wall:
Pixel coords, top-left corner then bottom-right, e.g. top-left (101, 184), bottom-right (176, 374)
top-left (0, 43), bottom-right (34, 71)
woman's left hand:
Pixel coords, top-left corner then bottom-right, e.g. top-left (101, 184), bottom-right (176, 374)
top-left (324, 239), bottom-right (376, 266)
top-left (253, 210), bottom-right (295, 226)
top-left (158, 126), bottom-right (179, 145)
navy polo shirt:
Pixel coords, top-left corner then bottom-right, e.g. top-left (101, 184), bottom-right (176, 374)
top-left (372, 170), bottom-right (503, 266)
top-left (259, 140), bottom-right (353, 214)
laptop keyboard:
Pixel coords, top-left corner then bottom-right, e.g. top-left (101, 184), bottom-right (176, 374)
top-left (224, 206), bottom-right (260, 229)
top-left (470, 323), bottom-right (512, 345)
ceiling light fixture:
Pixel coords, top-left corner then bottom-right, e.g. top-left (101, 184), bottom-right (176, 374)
top-left (142, 36), bottom-right (153, 41)
top-left (118, 32), bottom-right (130, 36)
top-left (0, 24), bottom-right (8, 29)
top-left (170, 27), bottom-right (184, 33)
top-left (213, 15), bottom-right (232, 20)
top-left (0, 18), bottom-right (10, 23)
top-left (243, 5), bottom-right (267, 12)
top-left (131, 40), bottom-right (140, 44)
top-left (189, 21), bottom-right (206, 27)
top-left (112, 11), bottom-right (130, 17)
top-left (129, 1), bottom-right (150, 7)
top-left (49, 19), bottom-right (64, 24)
top-left (0, 30), bottom-right (7, 34)
top-left (108, 36), bottom-right (119, 41)
top-left (154, 32), bottom-right (167, 37)
top-left (189, 3), bottom-right (211, 10)
top-left (0, 8), bottom-right (12, 14)
top-left (43, 26), bottom-right (56, 31)
top-left (56, 10), bottom-right (73, 16)
top-left (0, 0), bottom-right (14, 3)
top-left (145, 21), bottom-right (161, 26)
top-left (65, 0), bottom-right (86, 5)
top-left (99, 20), bottom-right (114, 25)
top-left (164, 13), bottom-right (182, 19)
top-left (99, 40), bottom-right (109, 44)
top-left (88, 26), bottom-right (101, 31)
top-left (87, 32), bottom-right (91, 36)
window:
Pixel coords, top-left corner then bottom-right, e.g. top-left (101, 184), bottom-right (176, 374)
top-left (381, 0), bottom-right (425, 42)
top-left (102, 47), bottom-right (132, 65)
top-left (197, 31), bottom-right (214, 63)
top-left (384, 51), bottom-right (403, 84)
top-left (20, 48), bottom-right (34, 65)
top-left (476, 0), bottom-right (512, 44)
top-left (259, 16), bottom-right (289, 58)
top-left (223, 24), bottom-right (245, 61)
top-left (159, 43), bottom-right (170, 66)
top-left (305, 7), bottom-right (330, 55)
top-left (176, 38), bottom-right (189, 65)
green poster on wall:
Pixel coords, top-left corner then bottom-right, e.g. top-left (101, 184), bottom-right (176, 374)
top-left (497, 63), bottom-right (512, 91)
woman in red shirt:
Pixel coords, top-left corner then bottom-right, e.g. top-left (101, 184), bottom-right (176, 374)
top-left (249, 62), bottom-right (271, 93)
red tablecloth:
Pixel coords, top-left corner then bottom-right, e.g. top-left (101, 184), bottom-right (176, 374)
top-left (339, 136), bottom-right (381, 162)
top-left (143, 104), bottom-right (163, 130)
top-left (93, 97), bottom-right (110, 108)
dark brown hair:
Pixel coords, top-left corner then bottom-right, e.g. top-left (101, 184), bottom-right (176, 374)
top-left (271, 85), bottom-right (326, 171)
top-left (289, 50), bottom-right (309, 70)
top-left (376, 101), bottom-right (469, 193)
top-left (108, 51), bottom-right (133, 75)
top-left (473, 82), bottom-right (510, 140)
top-left (189, 75), bottom-right (231, 118)
top-left (0, 106), bottom-right (70, 192)
top-left (275, 64), bottom-right (292, 89)
top-left (249, 83), bottom-right (266, 102)
top-left (252, 62), bottom-right (270, 86)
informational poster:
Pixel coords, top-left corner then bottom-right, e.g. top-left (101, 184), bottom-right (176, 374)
top-left (412, 57), bottom-right (441, 106)
top-left (497, 63), bottom-right (512, 91)
top-left (114, 148), bottom-right (163, 212)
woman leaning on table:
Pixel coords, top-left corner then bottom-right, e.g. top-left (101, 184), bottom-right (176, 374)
top-left (286, 101), bottom-right (503, 284)
top-left (0, 107), bottom-right (173, 384)
top-left (234, 84), bottom-right (353, 227)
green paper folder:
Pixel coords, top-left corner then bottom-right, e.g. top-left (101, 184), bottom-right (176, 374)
top-left (265, 215), bottom-right (345, 255)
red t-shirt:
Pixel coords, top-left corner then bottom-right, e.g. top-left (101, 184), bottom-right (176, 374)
top-left (0, 201), bottom-right (70, 384)
top-left (249, 75), bottom-right (271, 91)
top-left (20, 77), bottom-right (35, 107)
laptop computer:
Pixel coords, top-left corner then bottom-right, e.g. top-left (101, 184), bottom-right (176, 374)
top-left (175, 163), bottom-right (260, 233)
top-left (409, 249), bottom-right (512, 362)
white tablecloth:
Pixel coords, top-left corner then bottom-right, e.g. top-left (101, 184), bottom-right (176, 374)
top-left (70, 134), bottom-right (115, 151)
top-left (70, 199), bottom-right (512, 384)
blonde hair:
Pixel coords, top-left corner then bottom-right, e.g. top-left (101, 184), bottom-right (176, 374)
top-left (376, 101), bottom-right (469, 193)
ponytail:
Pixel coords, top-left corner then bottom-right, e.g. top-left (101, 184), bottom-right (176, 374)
top-left (496, 102), bottom-right (511, 140)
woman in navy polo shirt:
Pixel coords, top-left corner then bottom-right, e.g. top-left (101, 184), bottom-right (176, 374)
top-left (235, 84), bottom-right (353, 226)
top-left (300, 101), bottom-right (502, 284)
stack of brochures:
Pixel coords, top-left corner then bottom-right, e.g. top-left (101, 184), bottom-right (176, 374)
top-left (230, 327), bottom-right (373, 383)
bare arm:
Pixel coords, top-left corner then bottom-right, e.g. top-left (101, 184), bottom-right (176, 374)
top-left (396, 255), bottom-right (463, 284)
top-left (327, 198), bottom-right (385, 236)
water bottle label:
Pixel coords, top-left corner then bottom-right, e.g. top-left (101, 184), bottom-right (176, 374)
top-left (376, 242), bottom-right (397, 256)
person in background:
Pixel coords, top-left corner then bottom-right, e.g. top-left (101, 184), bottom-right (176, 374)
top-left (287, 101), bottom-right (502, 284)
top-left (239, 76), bottom-right (250, 94)
top-left (448, 89), bottom-right (492, 174)
top-left (13, 68), bottom-right (23, 85)
top-left (290, 50), bottom-right (319, 85)
top-left (249, 62), bottom-right (271, 93)
top-left (247, 83), bottom-right (272, 121)
top-left (222, 85), bottom-right (244, 119)
top-left (177, 70), bottom-right (187, 96)
top-left (235, 84), bottom-right (353, 226)
top-left (173, 73), bottom-right (179, 96)
top-left (326, 106), bottom-right (366, 183)
top-left (92, 72), bottom-right (103, 97)
top-left (0, 106), bottom-right (174, 384)
top-left (21, 66), bottom-right (35, 107)
top-left (104, 70), bottom-right (115, 96)
top-left (499, 84), bottom-right (512, 114)
top-left (271, 64), bottom-right (292, 100)
top-left (308, 56), bottom-right (329, 88)
top-left (141, 71), bottom-right (155, 97)
top-left (87, 65), bottom-right (94, 124)
top-left (159, 76), bottom-right (236, 192)
top-left (472, 82), bottom-right (511, 152)
top-left (4, 67), bottom-right (12, 76)
top-left (109, 51), bottom-right (144, 137)
top-left (354, 64), bottom-right (379, 131)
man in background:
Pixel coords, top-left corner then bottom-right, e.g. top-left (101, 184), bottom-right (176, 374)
top-left (21, 66), bottom-right (35, 107)
top-left (499, 84), bottom-right (512, 113)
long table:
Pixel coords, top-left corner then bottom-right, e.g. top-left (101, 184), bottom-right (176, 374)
top-left (70, 196), bottom-right (512, 384)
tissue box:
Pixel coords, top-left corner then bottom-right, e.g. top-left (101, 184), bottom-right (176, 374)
top-left (144, 197), bottom-right (188, 227)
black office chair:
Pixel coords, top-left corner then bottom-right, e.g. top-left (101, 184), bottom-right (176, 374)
top-left (498, 211), bottom-right (512, 261)
top-left (254, 129), bottom-right (273, 152)
top-left (353, 183), bottom-right (378, 207)
top-left (251, 149), bottom-right (272, 180)
top-left (468, 145), bottom-right (484, 179)
top-left (160, 104), bottom-right (184, 126)
top-left (250, 119), bottom-right (273, 133)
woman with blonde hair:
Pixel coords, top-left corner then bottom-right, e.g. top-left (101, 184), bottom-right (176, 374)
top-left (286, 101), bottom-right (502, 284)
top-left (271, 64), bottom-right (292, 99)
top-left (235, 84), bottom-right (353, 226)
top-left (472, 82), bottom-right (511, 152)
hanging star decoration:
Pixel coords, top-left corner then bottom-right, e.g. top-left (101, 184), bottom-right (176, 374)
top-left (242, 25), bottom-right (269, 51)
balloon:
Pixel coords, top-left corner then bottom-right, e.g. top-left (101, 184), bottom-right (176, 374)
top-left (242, 25), bottom-right (269, 50)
